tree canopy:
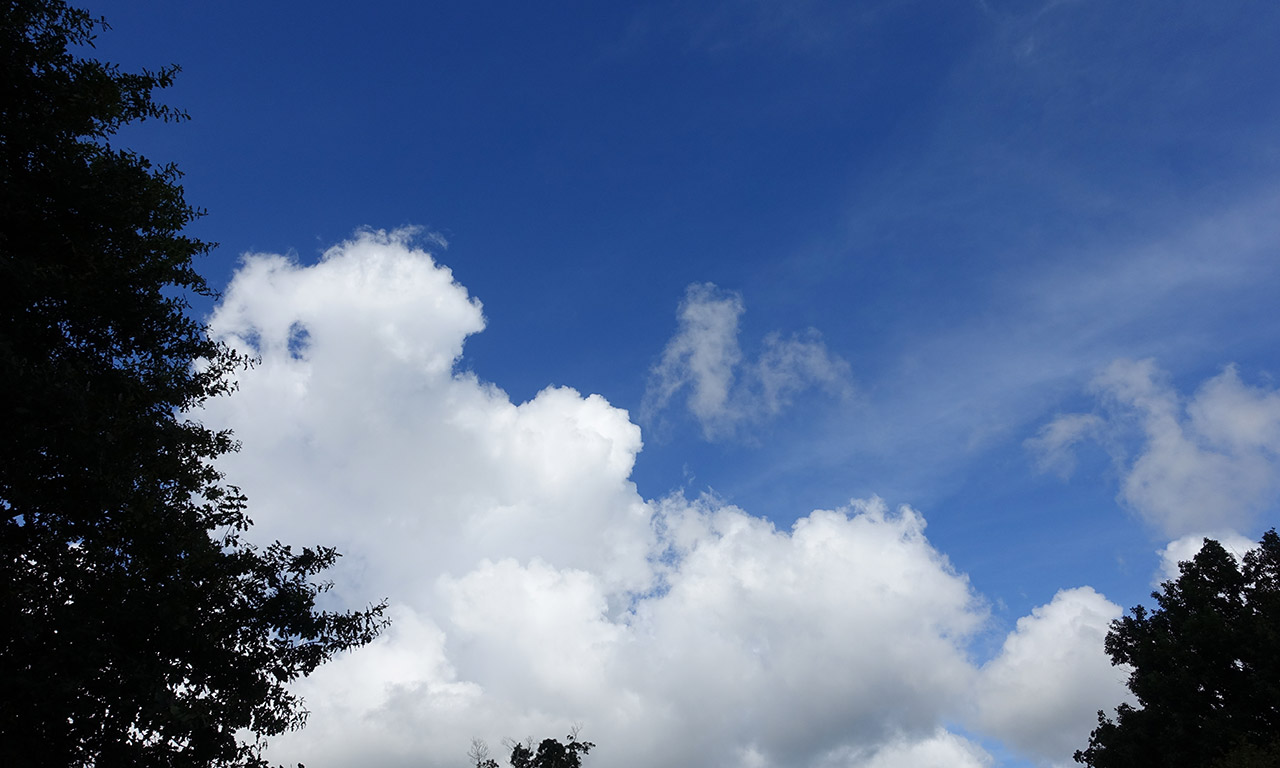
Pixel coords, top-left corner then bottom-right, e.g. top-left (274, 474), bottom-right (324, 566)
top-left (1074, 530), bottom-right (1280, 768)
top-left (470, 733), bottom-right (595, 768)
top-left (0, 2), bottom-right (387, 765)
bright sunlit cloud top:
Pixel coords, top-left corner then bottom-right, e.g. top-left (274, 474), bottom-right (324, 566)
top-left (84, 0), bottom-right (1280, 764)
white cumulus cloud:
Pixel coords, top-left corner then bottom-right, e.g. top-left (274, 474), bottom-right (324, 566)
top-left (971, 587), bottom-right (1131, 766)
top-left (814, 728), bottom-right (993, 768)
top-left (198, 230), bottom-right (1116, 768)
top-left (1156, 530), bottom-right (1259, 584)
top-left (1029, 359), bottom-right (1280, 537)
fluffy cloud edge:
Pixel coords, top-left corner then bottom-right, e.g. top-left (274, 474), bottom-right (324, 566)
top-left (196, 230), bottom-right (1134, 768)
top-left (970, 587), bottom-right (1131, 765)
top-left (1029, 359), bottom-right (1280, 537)
top-left (644, 282), bottom-right (851, 441)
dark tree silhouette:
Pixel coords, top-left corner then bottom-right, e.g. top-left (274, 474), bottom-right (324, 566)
top-left (0, 2), bottom-right (387, 766)
top-left (470, 732), bottom-right (594, 768)
top-left (1074, 530), bottom-right (1280, 768)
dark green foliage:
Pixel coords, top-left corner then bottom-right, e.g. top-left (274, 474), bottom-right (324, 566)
top-left (509, 736), bottom-right (594, 768)
top-left (0, 2), bottom-right (387, 765)
top-left (471, 733), bottom-right (594, 768)
top-left (1211, 736), bottom-right (1280, 768)
top-left (1074, 530), bottom-right (1280, 768)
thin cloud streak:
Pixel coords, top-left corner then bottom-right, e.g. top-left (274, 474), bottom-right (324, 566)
top-left (748, 188), bottom-right (1280, 512)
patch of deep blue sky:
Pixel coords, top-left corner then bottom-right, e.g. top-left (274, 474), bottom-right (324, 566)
top-left (91, 0), bottom-right (1280, 627)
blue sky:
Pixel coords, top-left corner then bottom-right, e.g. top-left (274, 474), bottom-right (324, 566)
top-left (87, 2), bottom-right (1280, 766)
